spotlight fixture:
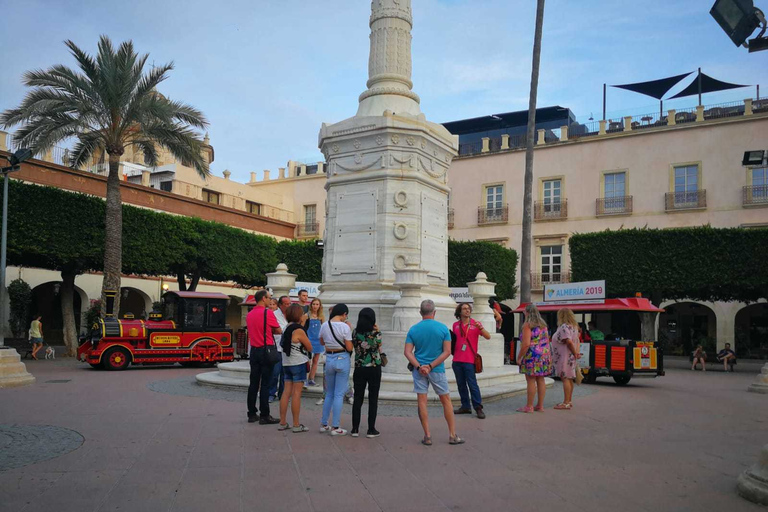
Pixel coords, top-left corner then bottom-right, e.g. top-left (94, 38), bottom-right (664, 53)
top-left (710, 0), bottom-right (767, 52)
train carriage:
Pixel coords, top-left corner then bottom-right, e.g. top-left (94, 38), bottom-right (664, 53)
top-left (78, 291), bottom-right (234, 370)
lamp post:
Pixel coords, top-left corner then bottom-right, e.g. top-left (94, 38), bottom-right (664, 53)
top-left (0, 148), bottom-right (33, 347)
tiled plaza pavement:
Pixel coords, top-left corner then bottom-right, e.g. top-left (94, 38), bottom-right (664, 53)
top-left (1, 359), bottom-right (766, 512)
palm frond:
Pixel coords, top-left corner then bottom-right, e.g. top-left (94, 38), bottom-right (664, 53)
top-left (69, 131), bottom-right (104, 169)
top-left (141, 122), bottom-right (209, 177)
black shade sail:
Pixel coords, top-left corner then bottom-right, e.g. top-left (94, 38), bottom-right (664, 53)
top-left (612, 72), bottom-right (693, 100)
top-left (668, 72), bottom-right (750, 99)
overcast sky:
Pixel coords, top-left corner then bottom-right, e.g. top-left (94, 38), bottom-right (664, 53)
top-left (1, 0), bottom-right (766, 182)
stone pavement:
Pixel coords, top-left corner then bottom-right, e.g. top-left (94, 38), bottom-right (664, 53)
top-left (0, 359), bottom-right (766, 512)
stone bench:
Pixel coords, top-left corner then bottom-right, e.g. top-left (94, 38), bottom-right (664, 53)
top-left (689, 353), bottom-right (737, 371)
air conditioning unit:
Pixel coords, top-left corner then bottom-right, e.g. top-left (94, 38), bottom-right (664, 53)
top-left (743, 150), bottom-right (767, 166)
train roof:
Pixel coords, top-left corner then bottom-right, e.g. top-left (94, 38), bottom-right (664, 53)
top-left (163, 291), bottom-right (231, 300)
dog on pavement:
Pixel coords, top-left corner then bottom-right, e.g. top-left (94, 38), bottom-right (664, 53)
top-left (44, 346), bottom-right (55, 360)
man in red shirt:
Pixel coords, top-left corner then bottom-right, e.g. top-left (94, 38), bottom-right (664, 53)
top-left (246, 289), bottom-right (283, 424)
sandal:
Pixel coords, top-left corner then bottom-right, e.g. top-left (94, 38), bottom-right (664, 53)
top-left (421, 435), bottom-right (432, 446)
top-left (292, 424), bottom-right (309, 433)
top-left (516, 406), bottom-right (534, 413)
top-left (533, 405), bottom-right (544, 412)
top-left (449, 435), bottom-right (465, 445)
top-left (277, 423), bottom-right (291, 431)
top-left (554, 402), bottom-right (572, 410)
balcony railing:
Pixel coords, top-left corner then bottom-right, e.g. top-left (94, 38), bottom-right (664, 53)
top-left (448, 208), bottom-right (455, 229)
top-left (534, 199), bottom-right (568, 221)
top-left (531, 272), bottom-right (571, 290)
top-left (743, 185), bottom-right (768, 206)
top-left (458, 141), bottom-right (483, 156)
top-left (665, 190), bottom-right (707, 211)
top-left (297, 222), bottom-right (319, 237)
top-left (596, 195), bottom-right (633, 216)
top-left (477, 205), bottom-right (509, 225)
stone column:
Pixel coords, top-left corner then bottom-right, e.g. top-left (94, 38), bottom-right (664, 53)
top-left (737, 444), bottom-right (768, 505)
top-left (696, 105), bottom-right (705, 122)
top-left (501, 134), bottom-right (510, 150)
top-left (537, 129), bottom-right (545, 145)
top-left (745, 98), bottom-right (753, 116)
top-left (317, 162), bottom-right (325, 174)
top-left (392, 262), bottom-right (429, 332)
top-left (0, 130), bottom-right (8, 151)
top-left (0, 348), bottom-right (35, 388)
top-left (560, 125), bottom-right (568, 142)
top-left (266, 263), bottom-right (297, 299)
top-left (623, 116), bottom-right (633, 132)
top-left (467, 272), bottom-right (504, 368)
top-left (250, 171), bottom-right (257, 183)
top-left (748, 363), bottom-right (768, 394)
top-left (598, 120), bottom-right (607, 135)
top-left (481, 137), bottom-right (490, 153)
top-left (141, 170), bottom-right (150, 187)
top-left (357, 0), bottom-right (420, 117)
top-left (668, 109), bottom-right (677, 126)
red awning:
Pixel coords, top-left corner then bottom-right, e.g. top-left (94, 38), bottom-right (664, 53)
top-left (240, 295), bottom-right (256, 306)
top-left (514, 297), bottom-right (664, 313)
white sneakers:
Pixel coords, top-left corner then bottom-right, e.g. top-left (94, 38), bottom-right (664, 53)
top-left (316, 398), bottom-right (325, 405)
top-left (319, 425), bottom-right (348, 436)
top-left (319, 425), bottom-right (332, 433)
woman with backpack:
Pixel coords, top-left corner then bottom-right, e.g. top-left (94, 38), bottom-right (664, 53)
top-left (277, 304), bottom-right (313, 433)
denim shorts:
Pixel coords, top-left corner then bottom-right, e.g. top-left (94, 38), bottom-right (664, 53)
top-left (412, 370), bottom-right (450, 396)
top-left (283, 363), bottom-right (308, 382)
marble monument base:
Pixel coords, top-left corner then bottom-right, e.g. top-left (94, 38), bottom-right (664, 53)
top-left (747, 363), bottom-right (768, 394)
top-left (737, 444), bottom-right (768, 506)
top-left (0, 347), bottom-right (36, 388)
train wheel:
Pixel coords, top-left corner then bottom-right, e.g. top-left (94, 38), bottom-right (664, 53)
top-left (103, 347), bottom-right (131, 371)
top-left (613, 375), bottom-right (631, 386)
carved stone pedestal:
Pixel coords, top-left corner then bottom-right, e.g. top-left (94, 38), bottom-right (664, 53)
top-left (747, 363), bottom-right (768, 394)
top-left (0, 347), bottom-right (35, 388)
top-left (737, 444), bottom-right (768, 506)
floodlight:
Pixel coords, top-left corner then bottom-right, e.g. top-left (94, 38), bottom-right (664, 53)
top-left (9, 148), bottom-right (33, 167)
top-left (710, 0), bottom-right (767, 51)
top-left (743, 150), bottom-right (767, 165)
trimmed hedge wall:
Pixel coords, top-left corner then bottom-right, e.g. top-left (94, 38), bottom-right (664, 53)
top-left (448, 240), bottom-right (518, 300)
top-left (569, 227), bottom-right (768, 303)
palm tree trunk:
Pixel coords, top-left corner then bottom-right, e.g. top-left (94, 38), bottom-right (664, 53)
top-left (520, 0), bottom-right (546, 305)
top-left (60, 270), bottom-right (78, 357)
top-left (101, 153), bottom-right (123, 316)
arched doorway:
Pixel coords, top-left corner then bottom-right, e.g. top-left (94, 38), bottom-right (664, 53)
top-left (658, 302), bottom-right (717, 356)
top-left (30, 282), bottom-right (84, 345)
top-left (735, 303), bottom-right (768, 359)
top-left (118, 287), bottom-right (152, 319)
top-left (227, 295), bottom-right (243, 331)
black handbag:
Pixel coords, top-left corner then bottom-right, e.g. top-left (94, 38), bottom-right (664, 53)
top-left (263, 308), bottom-right (281, 365)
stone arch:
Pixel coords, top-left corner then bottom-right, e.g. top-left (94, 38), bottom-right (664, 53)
top-left (118, 287), bottom-right (152, 319)
top-left (29, 281), bottom-right (87, 345)
top-left (658, 301), bottom-right (717, 356)
top-left (735, 301), bottom-right (768, 359)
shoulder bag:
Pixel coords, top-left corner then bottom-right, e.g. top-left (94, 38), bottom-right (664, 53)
top-left (328, 322), bottom-right (352, 354)
top-left (461, 320), bottom-right (484, 374)
top-left (263, 308), bottom-right (281, 365)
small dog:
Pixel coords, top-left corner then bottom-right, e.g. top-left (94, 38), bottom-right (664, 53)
top-left (44, 346), bottom-right (55, 360)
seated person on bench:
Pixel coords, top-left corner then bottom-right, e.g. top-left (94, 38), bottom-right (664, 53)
top-left (691, 345), bottom-right (707, 371)
top-left (716, 343), bottom-right (736, 372)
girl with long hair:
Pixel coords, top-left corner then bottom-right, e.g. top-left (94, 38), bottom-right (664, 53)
top-left (277, 304), bottom-right (313, 432)
top-left (306, 298), bottom-right (324, 386)
top-left (516, 304), bottom-right (552, 413)
top-left (351, 308), bottom-right (383, 437)
top-left (551, 308), bottom-right (581, 410)
top-left (318, 303), bottom-right (353, 436)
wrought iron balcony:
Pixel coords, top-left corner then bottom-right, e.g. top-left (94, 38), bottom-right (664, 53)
top-left (531, 272), bottom-right (571, 290)
top-left (743, 185), bottom-right (768, 207)
top-left (596, 196), bottom-right (633, 216)
top-left (534, 199), bottom-right (568, 221)
top-left (297, 222), bottom-right (319, 237)
top-left (665, 190), bottom-right (706, 211)
top-left (448, 208), bottom-right (455, 229)
top-left (477, 205), bottom-right (509, 225)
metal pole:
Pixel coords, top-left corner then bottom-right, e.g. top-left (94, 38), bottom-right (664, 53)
top-left (0, 173), bottom-right (9, 346)
top-left (660, 100), bottom-right (663, 121)
top-left (698, 67), bottom-right (702, 106)
top-left (602, 83), bottom-right (607, 120)
top-left (758, 84), bottom-right (761, 100)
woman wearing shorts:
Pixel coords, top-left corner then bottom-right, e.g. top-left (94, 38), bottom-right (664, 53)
top-left (278, 304), bottom-right (313, 433)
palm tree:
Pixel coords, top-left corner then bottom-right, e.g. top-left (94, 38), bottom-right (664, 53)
top-left (1, 36), bottom-right (209, 316)
top-left (520, 0), bottom-right (546, 304)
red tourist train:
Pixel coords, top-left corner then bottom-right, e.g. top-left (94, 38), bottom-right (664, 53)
top-left (77, 291), bottom-right (234, 370)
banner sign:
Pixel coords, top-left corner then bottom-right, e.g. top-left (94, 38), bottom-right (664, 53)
top-left (544, 280), bottom-right (605, 302)
top-left (288, 282), bottom-right (320, 298)
top-left (449, 288), bottom-right (473, 304)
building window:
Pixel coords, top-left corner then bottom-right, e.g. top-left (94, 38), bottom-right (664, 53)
top-left (246, 201), bottom-right (262, 215)
top-left (202, 189), bottom-right (220, 205)
top-left (304, 204), bottom-right (317, 225)
top-left (674, 165), bottom-right (698, 194)
top-left (745, 167), bottom-right (768, 205)
top-left (479, 184), bottom-right (507, 224)
top-left (486, 185), bottom-right (503, 211)
top-left (667, 164), bottom-right (705, 210)
top-left (160, 181), bottom-right (172, 192)
top-left (598, 171), bottom-right (631, 214)
top-left (543, 179), bottom-right (562, 212)
top-left (541, 245), bottom-right (562, 283)
top-left (604, 172), bottom-right (626, 198)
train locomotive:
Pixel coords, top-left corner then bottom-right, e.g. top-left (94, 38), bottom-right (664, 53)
top-left (78, 291), bottom-right (235, 370)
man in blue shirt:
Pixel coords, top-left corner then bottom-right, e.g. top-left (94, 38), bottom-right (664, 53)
top-left (404, 300), bottom-right (465, 446)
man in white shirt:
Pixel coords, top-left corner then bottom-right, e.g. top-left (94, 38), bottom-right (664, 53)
top-left (269, 296), bottom-right (290, 401)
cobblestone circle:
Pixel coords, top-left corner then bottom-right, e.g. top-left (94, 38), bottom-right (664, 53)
top-left (0, 424), bottom-right (84, 471)
top-left (148, 375), bottom-right (596, 418)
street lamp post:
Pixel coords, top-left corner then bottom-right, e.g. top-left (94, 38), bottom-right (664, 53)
top-left (0, 148), bottom-right (33, 347)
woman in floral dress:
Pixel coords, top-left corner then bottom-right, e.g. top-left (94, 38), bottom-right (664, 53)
top-left (551, 308), bottom-right (581, 410)
top-left (516, 304), bottom-right (552, 413)
top-left (351, 308), bottom-right (383, 438)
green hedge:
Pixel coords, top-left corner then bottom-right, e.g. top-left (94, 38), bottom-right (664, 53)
top-left (276, 240), bottom-right (323, 283)
top-left (570, 227), bottom-right (768, 303)
top-left (448, 240), bottom-right (518, 300)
